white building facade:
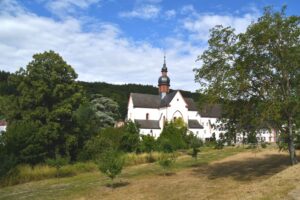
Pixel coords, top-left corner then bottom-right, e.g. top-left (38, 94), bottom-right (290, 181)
top-left (127, 57), bottom-right (224, 141)
top-left (127, 58), bottom-right (277, 143)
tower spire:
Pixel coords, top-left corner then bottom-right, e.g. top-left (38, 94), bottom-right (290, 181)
top-left (158, 53), bottom-right (170, 99)
top-left (161, 52), bottom-right (167, 72)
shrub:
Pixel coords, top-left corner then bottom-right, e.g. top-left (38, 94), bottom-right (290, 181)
top-left (215, 139), bottom-right (225, 149)
top-left (120, 121), bottom-right (140, 152)
top-left (97, 150), bottom-right (124, 186)
top-left (157, 120), bottom-right (187, 151)
top-left (46, 155), bottom-right (70, 169)
top-left (159, 138), bottom-right (174, 153)
top-left (158, 153), bottom-right (176, 176)
top-left (261, 142), bottom-right (267, 148)
top-left (191, 147), bottom-right (200, 160)
top-left (185, 132), bottom-right (203, 149)
top-left (140, 134), bottom-right (156, 153)
top-left (0, 153), bottom-right (17, 179)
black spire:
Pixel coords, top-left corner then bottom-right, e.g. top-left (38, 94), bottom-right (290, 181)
top-left (161, 54), bottom-right (167, 72)
top-left (158, 54), bottom-right (170, 86)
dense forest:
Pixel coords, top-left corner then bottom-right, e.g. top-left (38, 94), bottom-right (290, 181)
top-left (0, 70), bottom-right (201, 119)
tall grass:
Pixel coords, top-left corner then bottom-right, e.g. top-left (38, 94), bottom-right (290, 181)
top-left (0, 162), bottom-right (97, 187)
top-left (124, 151), bottom-right (183, 166)
top-left (124, 152), bottom-right (161, 166)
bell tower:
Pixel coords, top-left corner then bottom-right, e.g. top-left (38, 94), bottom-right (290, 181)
top-left (158, 55), bottom-right (170, 99)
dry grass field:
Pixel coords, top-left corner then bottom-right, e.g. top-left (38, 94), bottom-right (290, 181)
top-left (0, 147), bottom-right (299, 200)
top-left (83, 150), bottom-right (297, 200)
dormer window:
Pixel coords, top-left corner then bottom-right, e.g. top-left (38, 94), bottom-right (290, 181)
top-left (146, 113), bottom-right (149, 120)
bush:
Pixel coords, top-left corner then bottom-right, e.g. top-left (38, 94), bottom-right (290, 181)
top-left (191, 147), bottom-right (200, 160)
top-left (157, 120), bottom-right (187, 151)
top-left (215, 139), bottom-right (224, 149)
top-left (0, 153), bottom-right (17, 179)
top-left (97, 150), bottom-right (124, 185)
top-left (261, 142), bottom-right (267, 148)
top-left (158, 153), bottom-right (176, 176)
top-left (184, 131), bottom-right (203, 149)
top-left (120, 121), bottom-right (140, 152)
top-left (140, 134), bottom-right (156, 153)
top-left (46, 155), bottom-right (70, 169)
top-left (79, 121), bottom-right (141, 161)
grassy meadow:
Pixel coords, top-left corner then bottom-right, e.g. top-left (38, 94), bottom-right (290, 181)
top-left (0, 147), bottom-right (299, 200)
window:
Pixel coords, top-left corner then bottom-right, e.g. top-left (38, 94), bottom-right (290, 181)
top-left (146, 113), bottom-right (149, 120)
top-left (174, 117), bottom-right (177, 120)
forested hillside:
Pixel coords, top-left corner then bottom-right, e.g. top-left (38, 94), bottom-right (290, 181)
top-left (0, 70), bottom-right (201, 119)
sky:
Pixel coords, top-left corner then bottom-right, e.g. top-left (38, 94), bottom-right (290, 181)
top-left (0, 0), bottom-right (299, 91)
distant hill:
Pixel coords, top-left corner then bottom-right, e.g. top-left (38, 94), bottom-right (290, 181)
top-left (0, 70), bottom-right (202, 119)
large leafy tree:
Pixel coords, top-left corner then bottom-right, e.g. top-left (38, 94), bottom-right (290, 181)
top-left (4, 51), bottom-right (84, 163)
top-left (157, 118), bottom-right (187, 151)
top-left (195, 7), bottom-right (300, 165)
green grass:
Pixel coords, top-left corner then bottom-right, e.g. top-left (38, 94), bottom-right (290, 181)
top-left (0, 147), bottom-right (247, 200)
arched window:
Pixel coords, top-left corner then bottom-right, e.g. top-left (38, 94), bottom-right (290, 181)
top-left (146, 113), bottom-right (149, 120)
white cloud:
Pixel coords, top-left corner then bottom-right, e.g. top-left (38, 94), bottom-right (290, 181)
top-left (182, 11), bottom-right (259, 41)
top-left (119, 4), bottom-right (161, 20)
top-left (0, 1), bottom-right (262, 92)
top-left (180, 4), bottom-right (196, 15)
top-left (0, 2), bottom-right (204, 91)
top-left (165, 9), bottom-right (176, 19)
top-left (0, 0), bottom-right (27, 15)
top-left (45, 0), bottom-right (101, 17)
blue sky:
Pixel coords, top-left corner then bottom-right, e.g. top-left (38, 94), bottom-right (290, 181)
top-left (0, 0), bottom-right (299, 91)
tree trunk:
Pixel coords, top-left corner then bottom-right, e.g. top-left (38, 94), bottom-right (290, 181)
top-left (287, 117), bottom-right (298, 165)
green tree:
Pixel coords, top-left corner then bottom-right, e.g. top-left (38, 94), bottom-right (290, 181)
top-left (97, 150), bottom-right (124, 187)
top-left (120, 121), bottom-right (140, 152)
top-left (90, 94), bottom-right (120, 128)
top-left (195, 7), bottom-right (300, 165)
top-left (158, 153), bottom-right (176, 176)
top-left (80, 127), bottom-right (124, 161)
top-left (140, 134), bottom-right (156, 162)
top-left (158, 119), bottom-right (187, 151)
top-left (5, 51), bottom-right (84, 163)
top-left (215, 133), bottom-right (225, 149)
